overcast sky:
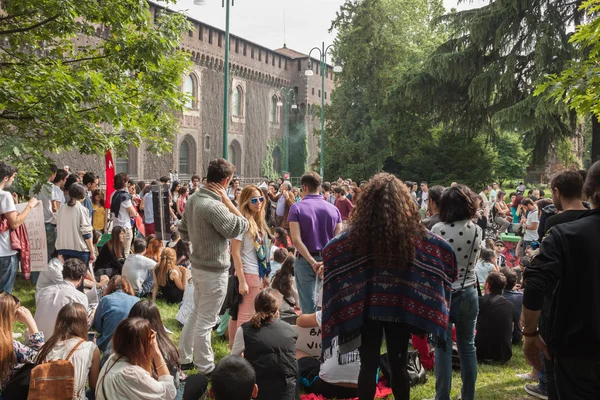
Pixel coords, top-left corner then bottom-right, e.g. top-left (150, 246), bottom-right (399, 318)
top-left (161, 0), bottom-right (486, 61)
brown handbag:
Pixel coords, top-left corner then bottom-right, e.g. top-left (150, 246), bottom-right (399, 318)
top-left (28, 339), bottom-right (86, 400)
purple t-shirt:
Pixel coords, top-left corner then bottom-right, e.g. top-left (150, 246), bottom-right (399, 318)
top-left (287, 194), bottom-right (342, 252)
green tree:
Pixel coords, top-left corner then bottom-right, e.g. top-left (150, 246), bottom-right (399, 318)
top-left (535, 0), bottom-right (600, 163)
top-left (0, 0), bottom-right (191, 187)
top-left (492, 133), bottom-right (528, 187)
top-left (407, 0), bottom-right (582, 165)
top-left (324, 0), bottom-right (447, 181)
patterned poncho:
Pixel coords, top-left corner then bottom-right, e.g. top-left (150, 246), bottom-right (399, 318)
top-left (321, 230), bottom-right (458, 363)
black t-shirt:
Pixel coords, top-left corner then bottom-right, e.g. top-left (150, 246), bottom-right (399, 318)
top-left (475, 294), bottom-right (514, 363)
top-left (502, 290), bottom-right (524, 344)
top-left (543, 210), bottom-right (588, 236)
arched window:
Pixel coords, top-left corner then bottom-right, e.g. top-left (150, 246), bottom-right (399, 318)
top-left (184, 74), bottom-right (198, 109)
top-left (272, 146), bottom-right (282, 173)
top-left (228, 140), bottom-right (242, 175)
top-left (232, 85), bottom-right (243, 117)
top-left (179, 135), bottom-right (197, 175)
top-left (270, 95), bottom-right (278, 123)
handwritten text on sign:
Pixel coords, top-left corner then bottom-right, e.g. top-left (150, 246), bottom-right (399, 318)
top-left (15, 203), bottom-right (48, 272)
top-left (295, 326), bottom-right (322, 358)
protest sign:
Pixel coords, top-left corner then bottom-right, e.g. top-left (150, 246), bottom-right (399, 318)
top-left (15, 202), bottom-right (48, 272)
top-left (295, 325), bottom-right (322, 358)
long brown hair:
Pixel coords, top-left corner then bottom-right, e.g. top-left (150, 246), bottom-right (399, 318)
top-left (154, 247), bottom-right (177, 287)
top-left (348, 173), bottom-right (424, 268)
top-left (144, 238), bottom-right (163, 261)
top-left (107, 225), bottom-right (124, 259)
top-left (239, 185), bottom-right (271, 240)
top-left (36, 303), bottom-right (88, 364)
top-left (112, 318), bottom-right (153, 373)
top-left (250, 288), bottom-right (282, 329)
top-left (128, 300), bottom-right (179, 372)
top-left (271, 256), bottom-right (296, 302)
top-left (0, 292), bottom-right (19, 379)
top-left (103, 275), bottom-right (135, 296)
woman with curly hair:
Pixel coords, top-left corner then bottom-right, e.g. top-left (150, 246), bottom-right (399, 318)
top-left (228, 184), bottom-right (272, 347)
top-left (431, 184), bottom-right (483, 400)
top-left (322, 173), bottom-right (458, 400)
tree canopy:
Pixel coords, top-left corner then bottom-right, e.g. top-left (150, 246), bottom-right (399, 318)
top-left (0, 0), bottom-right (191, 186)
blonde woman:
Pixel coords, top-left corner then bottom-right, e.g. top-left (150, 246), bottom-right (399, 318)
top-left (152, 248), bottom-right (186, 304)
top-left (228, 184), bottom-right (272, 347)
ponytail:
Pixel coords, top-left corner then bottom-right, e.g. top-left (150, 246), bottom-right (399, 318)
top-left (249, 288), bottom-right (282, 329)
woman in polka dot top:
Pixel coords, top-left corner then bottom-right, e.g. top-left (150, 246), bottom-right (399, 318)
top-left (431, 184), bottom-right (483, 400)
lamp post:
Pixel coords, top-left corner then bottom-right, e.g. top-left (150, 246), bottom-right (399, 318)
top-left (277, 87), bottom-right (297, 173)
top-left (306, 42), bottom-right (342, 178)
top-left (194, 0), bottom-right (233, 159)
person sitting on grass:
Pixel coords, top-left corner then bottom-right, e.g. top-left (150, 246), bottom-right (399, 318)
top-left (34, 258), bottom-right (89, 338)
top-left (128, 300), bottom-right (208, 400)
top-left (271, 255), bottom-right (299, 324)
top-left (0, 291), bottom-right (44, 396)
top-left (94, 226), bottom-right (126, 279)
top-left (36, 303), bottom-right (100, 400)
top-left (475, 248), bottom-right (498, 290)
top-left (475, 271), bottom-right (514, 364)
top-left (144, 237), bottom-right (163, 262)
top-left (93, 275), bottom-right (139, 352)
top-left (152, 247), bottom-right (186, 304)
top-left (95, 318), bottom-right (177, 400)
top-left (122, 238), bottom-right (156, 296)
top-left (296, 310), bottom-right (360, 399)
top-left (500, 267), bottom-right (523, 344)
top-left (230, 288), bottom-right (297, 400)
top-left (270, 247), bottom-right (288, 278)
top-left (210, 355), bottom-right (258, 400)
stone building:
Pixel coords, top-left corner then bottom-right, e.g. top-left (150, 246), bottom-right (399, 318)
top-left (56, 1), bottom-right (336, 182)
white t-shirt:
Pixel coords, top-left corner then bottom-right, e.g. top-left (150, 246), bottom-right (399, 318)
top-left (234, 232), bottom-right (259, 275)
top-left (143, 192), bottom-right (154, 224)
top-left (34, 280), bottom-right (89, 338)
top-left (33, 181), bottom-right (55, 223)
top-left (52, 184), bottom-right (66, 206)
top-left (489, 189), bottom-right (497, 203)
top-left (122, 254), bottom-right (156, 294)
top-left (36, 257), bottom-right (64, 292)
top-left (315, 311), bottom-right (360, 384)
top-left (524, 210), bottom-right (540, 241)
top-left (110, 190), bottom-right (133, 228)
top-left (0, 189), bottom-right (17, 257)
top-left (43, 338), bottom-right (96, 400)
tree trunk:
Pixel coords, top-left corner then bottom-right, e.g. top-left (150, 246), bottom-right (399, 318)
top-left (592, 115), bottom-right (600, 164)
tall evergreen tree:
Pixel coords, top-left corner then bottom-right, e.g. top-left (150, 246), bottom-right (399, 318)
top-left (408, 0), bottom-right (583, 165)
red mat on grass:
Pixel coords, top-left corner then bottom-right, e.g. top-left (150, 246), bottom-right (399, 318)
top-left (299, 381), bottom-right (393, 400)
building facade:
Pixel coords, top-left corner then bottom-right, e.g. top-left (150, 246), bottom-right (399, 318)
top-left (56, 1), bottom-right (336, 182)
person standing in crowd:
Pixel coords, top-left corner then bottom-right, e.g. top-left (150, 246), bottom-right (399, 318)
top-left (322, 182), bottom-right (336, 205)
top-left (229, 184), bottom-right (272, 347)
top-left (82, 172), bottom-right (98, 221)
top-left (34, 258), bottom-right (89, 338)
top-left (122, 238), bottom-right (156, 296)
top-left (500, 267), bottom-right (523, 344)
top-left (420, 181), bottom-right (430, 211)
top-left (55, 183), bottom-right (96, 265)
top-left (333, 186), bottom-right (354, 225)
top-left (475, 248), bottom-right (498, 289)
top-left (268, 181), bottom-right (290, 227)
top-left (423, 185), bottom-right (444, 229)
top-left (227, 178), bottom-right (241, 201)
top-left (522, 161), bottom-right (600, 400)
top-left (143, 181), bottom-right (157, 236)
top-left (36, 303), bottom-right (100, 400)
top-left (51, 168), bottom-right (68, 215)
top-left (475, 271), bottom-right (514, 364)
top-left (230, 288), bottom-right (297, 400)
top-left (92, 189), bottom-right (106, 233)
top-left (322, 173), bottom-right (457, 400)
top-left (288, 172), bottom-right (342, 314)
top-left (543, 170), bottom-right (587, 235)
top-left (110, 173), bottom-right (138, 257)
top-left (0, 292), bottom-right (45, 396)
top-left (93, 275), bottom-right (139, 353)
top-left (94, 226), bottom-right (126, 278)
top-left (431, 184), bottom-right (483, 400)
top-left (494, 190), bottom-right (512, 233)
top-left (479, 186), bottom-right (490, 206)
top-left (96, 318), bottom-right (177, 400)
top-left (520, 198), bottom-right (539, 249)
top-left (0, 162), bottom-right (39, 292)
top-left (32, 164), bottom-right (57, 267)
top-left (152, 247), bottom-right (186, 304)
top-left (209, 356), bottom-right (258, 400)
top-left (489, 182), bottom-right (499, 203)
top-left (178, 159), bottom-right (248, 374)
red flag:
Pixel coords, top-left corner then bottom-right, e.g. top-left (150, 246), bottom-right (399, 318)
top-left (105, 150), bottom-right (115, 209)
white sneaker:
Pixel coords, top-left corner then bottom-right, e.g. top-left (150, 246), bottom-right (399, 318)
top-left (516, 372), bottom-right (538, 381)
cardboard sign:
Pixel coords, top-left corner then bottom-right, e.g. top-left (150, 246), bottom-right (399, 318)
top-left (15, 202), bottom-right (48, 272)
top-left (295, 325), bottom-right (322, 358)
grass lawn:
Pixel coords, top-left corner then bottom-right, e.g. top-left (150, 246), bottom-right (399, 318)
top-left (12, 277), bottom-right (536, 400)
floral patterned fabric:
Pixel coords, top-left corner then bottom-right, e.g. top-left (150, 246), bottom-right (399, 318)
top-left (1, 332), bottom-right (45, 391)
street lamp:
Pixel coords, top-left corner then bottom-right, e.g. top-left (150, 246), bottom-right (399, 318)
top-left (195, 0), bottom-right (234, 159)
top-left (278, 87), bottom-right (297, 173)
top-left (306, 42), bottom-right (342, 178)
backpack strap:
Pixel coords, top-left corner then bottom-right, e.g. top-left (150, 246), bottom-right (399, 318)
top-left (66, 339), bottom-right (86, 362)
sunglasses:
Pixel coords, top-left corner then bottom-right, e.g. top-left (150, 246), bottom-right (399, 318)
top-left (0, 290), bottom-right (21, 307)
top-left (250, 197), bottom-right (265, 205)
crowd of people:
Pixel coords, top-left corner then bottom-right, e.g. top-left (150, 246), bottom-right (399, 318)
top-left (0, 156), bottom-right (599, 400)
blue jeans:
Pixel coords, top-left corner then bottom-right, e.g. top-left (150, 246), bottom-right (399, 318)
top-left (0, 254), bottom-right (19, 293)
top-left (294, 256), bottom-right (321, 314)
top-left (435, 285), bottom-right (479, 400)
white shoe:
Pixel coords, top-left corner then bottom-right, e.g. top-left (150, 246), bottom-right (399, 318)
top-left (516, 372), bottom-right (538, 381)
